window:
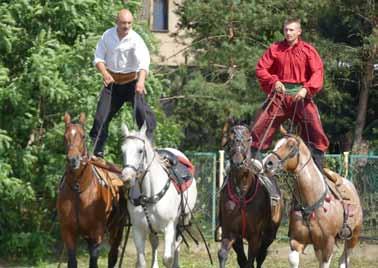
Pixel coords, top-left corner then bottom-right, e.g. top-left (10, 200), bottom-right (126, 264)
top-left (152, 0), bottom-right (168, 31)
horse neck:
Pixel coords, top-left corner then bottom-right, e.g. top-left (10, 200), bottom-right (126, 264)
top-left (66, 161), bottom-right (92, 188)
top-left (230, 167), bottom-right (256, 196)
top-left (294, 154), bottom-right (326, 206)
top-left (140, 148), bottom-right (168, 196)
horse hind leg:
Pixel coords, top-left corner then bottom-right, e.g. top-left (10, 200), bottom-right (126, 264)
top-left (339, 224), bottom-right (361, 268)
top-left (218, 238), bottom-right (235, 268)
top-left (108, 225), bottom-right (124, 268)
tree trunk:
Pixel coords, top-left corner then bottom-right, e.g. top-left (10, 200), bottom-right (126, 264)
top-left (352, 48), bottom-right (375, 153)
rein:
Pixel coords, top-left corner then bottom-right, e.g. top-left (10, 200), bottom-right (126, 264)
top-left (124, 135), bottom-right (170, 235)
top-left (226, 172), bottom-right (260, 238)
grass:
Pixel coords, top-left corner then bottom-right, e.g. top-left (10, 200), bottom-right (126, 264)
top-left (5, 237), bottom-right (376, 268)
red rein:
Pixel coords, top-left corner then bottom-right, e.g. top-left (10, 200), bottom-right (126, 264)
top-left (227, 179), bottom-right (260, 238)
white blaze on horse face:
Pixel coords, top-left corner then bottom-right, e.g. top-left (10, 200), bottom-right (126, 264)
top-left (70, 128), bottom-right (77, 137)
top-left (273, 137), bottom-right (288, 152)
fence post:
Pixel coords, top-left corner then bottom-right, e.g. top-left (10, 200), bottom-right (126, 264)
top-left (219, 150), bottom-right (225, 188)
top-left (343, 151), bottom-right (350, 179)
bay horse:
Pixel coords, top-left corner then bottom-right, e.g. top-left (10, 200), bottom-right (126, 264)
top-left (218, 124), bottom-right (283, 268)
top-left (263, 132), bottom-right (363, 268)
top-left (57, 112), bottom-right (127, 268)
top-left (120, 123), bottom-right (197, 268)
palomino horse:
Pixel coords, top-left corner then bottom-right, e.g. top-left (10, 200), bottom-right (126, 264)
top-left (263, 133), bottom-right (363, 268)
top-left (120, 123), bottom-right (197, 268)
top-left (57, 113), bottom-right (127, 268)
top-left (218, 124), bottom-right (282, 268)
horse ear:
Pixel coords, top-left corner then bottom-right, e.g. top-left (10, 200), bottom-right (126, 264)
top-left (79, 112), bottom-right (86, 125)
top-left (221, 117), bottom-right (233, 148)
top-left (122, 123), bottom-right (129, 137)
top-left (140, 121), bottom-right (147, 137)
top-left (280, 125), bottom-right (288, 135)
top-left (64, 112), bottom-right (71, 126)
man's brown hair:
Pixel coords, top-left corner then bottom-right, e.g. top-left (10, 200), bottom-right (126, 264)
top-left (284, 18), bottom-right (301, 28)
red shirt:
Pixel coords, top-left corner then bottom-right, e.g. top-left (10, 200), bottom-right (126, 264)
top-left (256, 39), bottom-right (324, 97)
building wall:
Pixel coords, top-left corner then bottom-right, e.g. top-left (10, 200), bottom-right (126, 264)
top-left (143, 0), bottom-right (190, 66)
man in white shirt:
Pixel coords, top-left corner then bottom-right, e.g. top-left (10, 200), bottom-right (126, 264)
top-left (90, 9), bottom-right (156, 158)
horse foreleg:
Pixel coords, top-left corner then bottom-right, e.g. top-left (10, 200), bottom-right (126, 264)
top-left (62, 227), bottom-right (77, 268)
top-left (234, 238), bottom-right (248, 268)
top-left (88, 240), bottom-right (101, 268)
top-left (163, 221), bottom-right (176, 268)
top-left (149, 232), bottom-right (159, 268)
top-left (108, 225), bottom-right (124, 268)
top-left (288, 240), bottom-right (305, 268)
top-left (133, 227), bottom-right (147, 268)
top-left (218, 238), bottom-right (235, 268)
top-left (339, 244), bottom-right (352, 268)
top-left (173, 234), bottom-right (182, 268)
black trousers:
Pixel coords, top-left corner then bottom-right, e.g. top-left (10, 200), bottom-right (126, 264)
top-left (89, 81), bottom-right (156, 154)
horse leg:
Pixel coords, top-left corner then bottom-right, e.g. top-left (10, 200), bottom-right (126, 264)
top-left (87, 240), bottom-right (101, 268)
top-left (149, 232), bottom-right (159, 268)
top-left (288, 239), bottom-right (304, 268)
top-left (339, 224), bottom-right (361, 268)
top-left (133, 227), bottom-right (147, 268)
top-left (108, 225), bottom-right (124, 268)
top-left (172, 235), bottom-right (182, 268)
top-left (255, 238), bottom-right (271, 268)
top-left (163, 221), bottom-right (176, 268)
top-left (233, 238), bottom-right (248, 268)
top-left (62, 228), bottom-right (78, 268)
top-left (218, 238), bottom-right (235, 268)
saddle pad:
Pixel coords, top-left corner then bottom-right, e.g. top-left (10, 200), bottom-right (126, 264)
top-left (172, 179), bottom-right (193, 193)
top-left (163, 147), bottom-right (195, 175)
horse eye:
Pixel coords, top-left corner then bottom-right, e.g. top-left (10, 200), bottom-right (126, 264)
top-left (138, 149), bottom-right (143, 154)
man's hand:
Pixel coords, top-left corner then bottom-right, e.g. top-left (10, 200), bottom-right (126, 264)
top-left (103, 72), bottom-right (115, 87)
top-left (294, 87), bottom-right (307, 101)
top-left (274, 81), bottom-right (286, 93)
top-left (135, 81), bottom-right (146, 95)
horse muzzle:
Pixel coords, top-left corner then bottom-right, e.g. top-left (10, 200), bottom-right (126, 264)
top-left (68, 156), bottom-right (81, 170)
top-left (263, 154), bottom-right (280, 174)
top-left (121, 167), bottom-right (137, 188)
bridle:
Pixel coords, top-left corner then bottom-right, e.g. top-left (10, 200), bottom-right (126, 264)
top-left (227, 126), bottom-right (252, 169)
top-left (268, 134), bottom-right (310, 173)
top-left (65, 123), bottom-right (88, 165)
top-left (123, 135), bottom-right (155, 182)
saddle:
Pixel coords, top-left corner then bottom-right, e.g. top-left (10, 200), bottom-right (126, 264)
top-left (323, 168), bottom-right (352, 203)
top-left (157, 149), bottom-right (194, 193)
top-left (91, 158), bottom-right (124, 199)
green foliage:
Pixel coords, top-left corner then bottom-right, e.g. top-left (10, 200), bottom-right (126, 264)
top-left (0, 0), bottom-right (181, 263)
top-left (169, 0), bottom-right (377, 152)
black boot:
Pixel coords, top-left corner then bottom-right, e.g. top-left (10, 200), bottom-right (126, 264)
top-left (311, 148), bottom-right (324, 172)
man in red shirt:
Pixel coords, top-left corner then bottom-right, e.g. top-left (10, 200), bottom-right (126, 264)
top-left (252, 18), bottom-right (329, 170)
top-left (250, 18), bottom-right (329, 211)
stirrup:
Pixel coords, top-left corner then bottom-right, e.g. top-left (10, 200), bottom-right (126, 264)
top-left (270, 195), bottom-right (280, 207)
top-left (214, 225), bottom-right (222, 242)
top-left (338, 224), bottom-right (352, 240)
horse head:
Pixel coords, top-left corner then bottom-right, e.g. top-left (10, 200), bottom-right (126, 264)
top-left (226, 125), bottom-right (252, 169)
top-left (63, 112), bottom-right (87, 170)
top-left (263, 133), bottom-right (310, 174)
top-left (121, 122), bottom-right (154, 187)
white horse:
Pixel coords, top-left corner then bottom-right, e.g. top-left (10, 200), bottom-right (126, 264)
top-left (120, 123), bottom-right (197, 268)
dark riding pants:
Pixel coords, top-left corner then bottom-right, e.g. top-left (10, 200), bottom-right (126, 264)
top-left (89, 81), bottom-right (156, 155)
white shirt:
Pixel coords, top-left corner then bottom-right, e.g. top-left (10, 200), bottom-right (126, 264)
top-left (93, 27), bottom-right (150, 73)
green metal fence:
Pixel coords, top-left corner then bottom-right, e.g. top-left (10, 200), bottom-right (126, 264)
top-left (188, 152), bottom-right (378, 240)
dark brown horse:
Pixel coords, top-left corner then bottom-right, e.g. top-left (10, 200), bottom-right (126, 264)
top-left (57, 112), bottom-right (127, 268)
top-left (218, 124), bottom-right (283, 268)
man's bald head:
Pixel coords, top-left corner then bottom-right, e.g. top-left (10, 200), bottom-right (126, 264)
top-left (117, 9), bottom-right (133, 22)
top-left (116, 9), bottom-right (133, 38)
